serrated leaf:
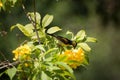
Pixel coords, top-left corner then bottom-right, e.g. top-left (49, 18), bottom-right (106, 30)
top-left (78, 43), bottom-right (91, 52)
top-left (75, 30), bottom-right (86, 42)
top-left (42, 14), bottom-right (53, 27)
top-left (47, 26), bottom-right (62, 34)
top-left (86, 37), bottom-right (97, 42)
top-left (27, 12), bottom-right (41, 24)
top-left (5, 67), bottom-right (17, 80)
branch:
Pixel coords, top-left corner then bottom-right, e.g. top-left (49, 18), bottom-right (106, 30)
top-left (0, 51), bottom-right (7, 61)
top-left (22, 4), bottom-right (41, 45)
top-left (0, 61), bottom-right (20, 70)
top-left (33, 0), bottom-right (41, 45)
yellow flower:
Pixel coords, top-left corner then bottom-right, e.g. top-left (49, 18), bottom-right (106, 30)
top-left (0, 1), bottom-right (3, 7)
top-left (60, 48), bottom-right (85, 69)
top-left (12, 45), bottom-right (31, 61)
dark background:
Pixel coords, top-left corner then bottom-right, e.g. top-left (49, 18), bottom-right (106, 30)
top-left (0, 0), bottom-right (120, 80)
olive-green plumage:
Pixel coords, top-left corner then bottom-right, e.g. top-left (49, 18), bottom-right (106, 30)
top-left (47, 33), bottom-right (77, 48)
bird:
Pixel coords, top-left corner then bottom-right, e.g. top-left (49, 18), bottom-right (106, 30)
top-left (47, 33), bottom-right (77, 48)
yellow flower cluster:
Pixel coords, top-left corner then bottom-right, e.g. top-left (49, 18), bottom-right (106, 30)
top-left (60, 48), bottom-right (85, 69)
top-left (12, 45), bottom-right (31, 61)
top-left (0, 1), bottom-right (3, 7)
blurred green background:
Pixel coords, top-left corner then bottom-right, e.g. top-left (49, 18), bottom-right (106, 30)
top-left (0, 0), bottom-right (120, 80)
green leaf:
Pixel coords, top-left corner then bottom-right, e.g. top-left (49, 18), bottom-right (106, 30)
top-left (10, 25), bottom-right (16, 31)
top-left (86, 37), bottom-right (97, 42)
top-left (75, 30), bottom-right (86, 42)
top-left (62, 71), bottom-right (75, 80)
top-left (56, 62), bottom-right (73, 73)
top-left (78, 43), bottom-right (91, 52)
top-left (45, 48), bottom-right (58, 55)
top-left (83, 57), bottom-right (89, 66)
top-left (66, 31), bottom-right (73, 35)
top-left (47, 26), bottom-right (62, 34)
top-left (35, 45), bottom-right (45, 52)
top-left (66, 31), bottom-right (74, 40)
top-left (41, 71), bottom-right (52, 80)
top-left (55, 62), bottom-right (76, 80)
top-left (25, 23), bottom-right (34, 33)
top-left (11, 24), bottom-right (33, 37)
top-left (12, 0), bottom-right (17, 4)
top-left (42, 14), bottom-right (53, 27)
top-left (2, 0), bottom-right (7, 3)
top-left (27, 12), bottom-right (41, 24)
top-left (34, 61), bottom-right (39, 68)
top-left (0, 72), bottom-right (5, 77)
top-left (5, 67), bottom-right (17, 80)
top-left (16, 24), bottom-right (32, 36)
top-left (57, 55), bottom-right (67, 61)
top-left (48, 66), bottom-right (60, 71)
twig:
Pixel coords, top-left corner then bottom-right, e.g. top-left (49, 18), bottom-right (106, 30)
top-left (22, 3), bottom-right (41, 45)
top-left (0, 51), bottom-right (7, 61)
top-left (33, 0), bottom-right (41, 45)
top-left (0, 61), bottom-right (20, 69)
top-left (22, 1), bottom-right (44, 57)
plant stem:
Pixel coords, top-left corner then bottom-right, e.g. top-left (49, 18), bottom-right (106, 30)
top-left (22, 1), bottom-right (41, 45)
top-left (33, 0), bottom-right (41, 45)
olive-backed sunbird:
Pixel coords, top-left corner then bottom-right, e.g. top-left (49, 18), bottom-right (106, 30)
top-left (47, 33), bottom-right (77, 48)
